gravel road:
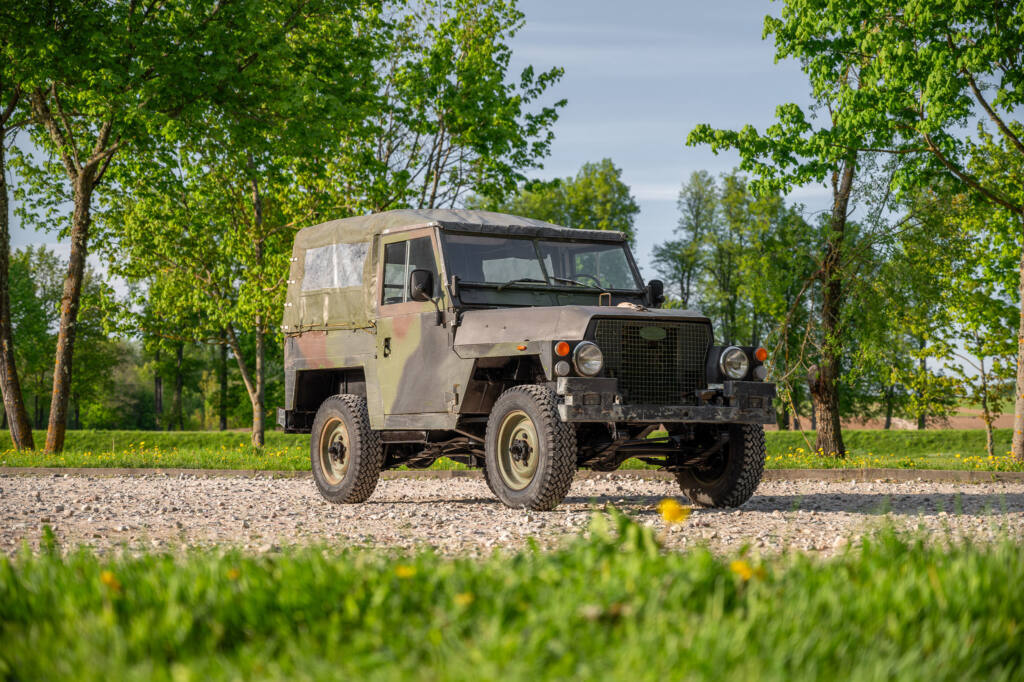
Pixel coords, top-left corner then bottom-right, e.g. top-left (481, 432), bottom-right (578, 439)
top-left (2, 472), bottom-right (1023, 557)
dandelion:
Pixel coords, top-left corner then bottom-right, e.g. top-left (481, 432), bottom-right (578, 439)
top-left (657, 498), bottom-right (692, 524)
top-left (227, 568), bottom-right (241, 581)
top-left (729, 559), bottom-right (764, 581)
top-left (99, 570), bottom-right (122, 593)
top-left (395, 565), bottom-right (416, 579)
top-left (454, 592), bottom-right (474, 607)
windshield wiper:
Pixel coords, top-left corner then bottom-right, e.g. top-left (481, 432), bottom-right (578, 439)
top-left (550, 276), bottom-right (609, 293)
top-left (496, 277), bottom-right (549, 291)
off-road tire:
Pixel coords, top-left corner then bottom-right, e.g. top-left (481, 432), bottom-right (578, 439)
top-left (675, 424), bottom-right (765, 508)
top-left (484, 385), bottom-right (576, 511)
top-left (310, 395), bottom-right (384, 504)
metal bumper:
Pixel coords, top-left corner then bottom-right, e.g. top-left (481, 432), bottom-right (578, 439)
top-left (554, 377), bottom-right (776, 424)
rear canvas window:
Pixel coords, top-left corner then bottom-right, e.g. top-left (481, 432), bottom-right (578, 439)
top-left (302, 242), bottom-right (368, 291)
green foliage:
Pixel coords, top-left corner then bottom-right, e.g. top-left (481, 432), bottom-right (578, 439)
top-left (329, 0), bottom-right (565, 212)
top-left (1, 521), bottom-right (1023, 680)
top-left (471, 158), bottom-right (639, 245)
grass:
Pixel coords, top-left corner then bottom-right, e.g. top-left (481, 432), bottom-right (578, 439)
top-left (1, 513), bottom-right (1021, 681)
top-left (1, 428), bottom-right (1022, 472)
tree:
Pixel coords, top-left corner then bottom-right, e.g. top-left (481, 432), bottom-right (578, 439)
top-left (749, 1), bottom-right (1024, 459)
top-left (8, 247), bottom-right (60, 429)
top-left (472, 159), bottom-right (640, 244)
top-left (653, 171), bottom-right (717, 307)
top-left (0, 6), bottom-right (33, 449)
top-left (323, 0), bottom-right (564, 214)
top-left (9, 0), bottom-right (344, 452)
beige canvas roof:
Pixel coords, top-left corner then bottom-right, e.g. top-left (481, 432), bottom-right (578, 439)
top-left (285, 209), bottom-right (627, 334)
top-left (293, 208), bottom-right (625, 250)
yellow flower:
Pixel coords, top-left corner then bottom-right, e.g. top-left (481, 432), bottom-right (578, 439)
top-left (658, 498), bottom-right (692, 524)
top-left (395, 565), bottom-right (416, 579)
top-left (100, 570), bottom-right (122, 592)
top-left (454, 592), bottom-right (474, 607)
top-left (729, 560), bottom-right (764, 581)
top-left (227, 568), bottom-right (241, 581)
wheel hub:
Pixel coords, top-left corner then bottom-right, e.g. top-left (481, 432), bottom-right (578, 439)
top-left (496, 410), bottom-right (540, 491)
top-left (328, 439), bottom-right (347, 464)
top-left (319, 418), bottom-right (351, 486)
top-left (509, 437), bottom-right (532, 464)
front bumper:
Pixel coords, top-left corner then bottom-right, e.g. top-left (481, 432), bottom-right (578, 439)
top-left (554, 377), bottom-right (776, 424)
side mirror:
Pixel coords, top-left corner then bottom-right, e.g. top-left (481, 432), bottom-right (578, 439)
top-left (409, 269), bottom-right (434, 302)
top-left (647, 279), bottom-right (665, 307)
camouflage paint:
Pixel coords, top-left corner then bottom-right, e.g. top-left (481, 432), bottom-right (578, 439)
top-left (283, 208), bottom-right (774, 433)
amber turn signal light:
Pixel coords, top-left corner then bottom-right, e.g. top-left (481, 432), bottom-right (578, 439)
top-left (555, 341), bottom-right (571, 356)
top-left (754, 347), bottom-right (768, 362)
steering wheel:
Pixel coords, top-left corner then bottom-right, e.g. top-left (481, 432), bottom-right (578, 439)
top-left (573, 273), bottom-right (603, 288)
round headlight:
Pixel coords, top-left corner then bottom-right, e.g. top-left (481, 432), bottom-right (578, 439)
top-left (573, 341), bottom-right (604, 376)
top-left (554, 360), bottom-right (571, 376)
top-left (719, 346), bottom-right (750, 380)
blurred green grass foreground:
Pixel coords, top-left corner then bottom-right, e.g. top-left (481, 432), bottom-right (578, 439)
top-left (1, 512), bottom-right (1021, 680)
top-left (2, 428), bottom-right (1023, 472)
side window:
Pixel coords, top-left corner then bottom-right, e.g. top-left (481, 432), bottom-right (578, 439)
top-left (382, 242), bottom-right (407, 305)
top-left (381, 236), bottom-right (439, 305)
top-left (407, 236), bottom-right (439, 297)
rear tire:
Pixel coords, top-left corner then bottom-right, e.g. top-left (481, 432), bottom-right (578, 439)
top-left (675, 424), bottom-right (765, 508)
top-left (484, 385), bottom-right (576, 511)
top-left (310, 395), bottom-right (383, 504)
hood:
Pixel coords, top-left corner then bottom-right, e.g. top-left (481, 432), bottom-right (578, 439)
top-left (454, 305), bottom-right (711, 351)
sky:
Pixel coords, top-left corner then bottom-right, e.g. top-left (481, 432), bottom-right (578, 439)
top-left (506, 0), bottom-right (828, 277)
top-left (9, 0), bottom-right (831, 278)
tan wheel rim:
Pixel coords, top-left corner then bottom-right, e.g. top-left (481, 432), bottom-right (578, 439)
top-left (319, 417), bottom-right (351, 485)
top-left (497, 410), bottom-right (539, 490)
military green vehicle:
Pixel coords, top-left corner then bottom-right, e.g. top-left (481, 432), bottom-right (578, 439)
top-left (279, 209), bottom-right (775, 511)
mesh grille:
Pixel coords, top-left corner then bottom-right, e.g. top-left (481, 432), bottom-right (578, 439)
top-left (592, 319), bottom-right (711, 405)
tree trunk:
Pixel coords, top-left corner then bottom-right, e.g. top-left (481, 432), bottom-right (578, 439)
top-left (884, 384), bottom-right (894, 430)
top-left (172, 342), bottom-right (183, 430)
top-left (777, 401), bottom-right (790, 430)
top-left (45, 174), bottom-right (94, 453)
top-left (253, 322), bottom-right (264, 447)
top-left (981, 365), bottom-right (995, 459)
top-left (224, 326), bottom-right (264, 447)
top-left (219, 341), bottom-right (228, 431)
top-left (248, 166), bottom-right (265, 448)
top-left (0, 130), bottom-right (34, 450)
top-left (154, 346), bottom-right (163, 425)
top-left (808, 362), bottom-right (844, 456)
top-left (1013, 245), bottom-right (1024, 461)
top-left (810, 159), bottom-right (855, 457)
top-left (916, 352), bottom-right (927, 430)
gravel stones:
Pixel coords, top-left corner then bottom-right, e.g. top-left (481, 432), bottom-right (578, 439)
top-left (0, 473), bottom-right (1022, 557)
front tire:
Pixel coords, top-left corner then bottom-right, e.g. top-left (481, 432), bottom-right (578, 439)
top-left (675, 424), bottom-right (765, 508)
top-left (484, 385), bottom-right (576, 510)
top-left (310, 395), bottom-right (383, 504)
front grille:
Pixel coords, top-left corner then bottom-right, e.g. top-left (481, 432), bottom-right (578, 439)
top-left (592, 319), bottom-right (711, 405)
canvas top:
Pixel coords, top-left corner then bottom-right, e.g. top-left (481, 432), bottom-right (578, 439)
top-left (292, 208), bottom-right (626, 250)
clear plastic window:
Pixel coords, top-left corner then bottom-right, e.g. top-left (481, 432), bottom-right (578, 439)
top-left (381, 237), bottom-right (438, 304)
top-left (302, 242), bottom-right (368, 291)
top-left (443, 234), bottom-right (545, 283)
top-left (538, 241), bottom-right (640, 290)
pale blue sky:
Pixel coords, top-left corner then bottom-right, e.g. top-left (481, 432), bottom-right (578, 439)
top-left (10, 1), bottom-right (831, 277)
top-left (508, 0), bottom-right (828, 276)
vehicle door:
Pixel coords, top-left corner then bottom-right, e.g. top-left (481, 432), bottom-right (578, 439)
top-left (375, 228), bottom-right (457, 418)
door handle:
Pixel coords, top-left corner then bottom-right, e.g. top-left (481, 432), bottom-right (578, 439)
top-left (383, 337), bottom-right (391, 358)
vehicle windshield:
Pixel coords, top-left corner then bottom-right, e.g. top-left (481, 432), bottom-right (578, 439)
top-left (442, 233), bottom-right (641, 290)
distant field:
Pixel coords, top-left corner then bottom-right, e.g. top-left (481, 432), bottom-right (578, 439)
top-left (1, 428), bottom-right (1021, 472)
top-left (1, 517), bottom-right (1021, 680)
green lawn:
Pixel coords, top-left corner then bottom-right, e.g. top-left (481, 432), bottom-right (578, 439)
top-left (1, 428), bottom-right (1022, 472)
top-left (1, 514), bottom-right (1021, 681)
